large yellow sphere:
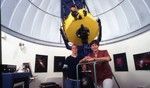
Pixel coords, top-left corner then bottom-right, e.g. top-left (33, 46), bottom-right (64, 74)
top-left (64, 9), bottom-right (100, 45)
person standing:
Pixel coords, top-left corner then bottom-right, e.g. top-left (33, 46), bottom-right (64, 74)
top-left (80, 40), bottom-right (113, 88)
top-left (63, 44), bottom-right (82, 88)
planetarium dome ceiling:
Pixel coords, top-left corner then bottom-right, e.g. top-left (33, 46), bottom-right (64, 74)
top-left (1, 0), bottom-right (150, 47)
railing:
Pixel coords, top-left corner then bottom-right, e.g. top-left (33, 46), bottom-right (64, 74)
top-left (76, 61), bottom-right (102, 88)
top-left (76, 60), bottom-right (121, 88)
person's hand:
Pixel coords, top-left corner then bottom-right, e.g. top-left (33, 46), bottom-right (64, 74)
top-left (79, 58), bottom-right (87, 63)
top-left (84, 56), bottom-right (93, 62)
top-left (79, 56), bottom-right (89, 63)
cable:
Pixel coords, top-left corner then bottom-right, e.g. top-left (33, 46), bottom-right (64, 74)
top-left (113, 74), bottom-right (121, 88)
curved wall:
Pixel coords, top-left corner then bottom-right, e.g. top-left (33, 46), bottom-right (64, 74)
top-left (2, 29), bottom-right (150, 88)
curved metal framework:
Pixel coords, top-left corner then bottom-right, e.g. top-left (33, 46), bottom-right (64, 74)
top-left (27, 0), bottom-right (60, 18)
top-left (1, 24), bottom-right (150, 47)
top-left (1, 0), bottom-right (150, 47)
top-left (27, 0), bottom-right (125, 17)
top-left (93, 0), bottom-right (125, 17)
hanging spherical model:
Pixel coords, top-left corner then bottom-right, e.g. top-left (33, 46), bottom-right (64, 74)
top-left (64, 8), bottom-right (100, 45)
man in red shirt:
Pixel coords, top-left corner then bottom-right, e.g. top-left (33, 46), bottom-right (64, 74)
top-left (80, 40), bottom-right (113, 88)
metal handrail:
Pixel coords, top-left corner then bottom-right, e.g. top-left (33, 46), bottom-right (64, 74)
top-left (76, 61), bottom-right (102, 88)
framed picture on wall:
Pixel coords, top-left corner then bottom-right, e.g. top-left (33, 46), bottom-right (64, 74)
top-left (133, 51), bottom-right (150, 70)
top-left (35, 54), bottom-right (48, 72)
top-left (54, 56), bottom-right (65, 72)
top-left (113, 53), bottom-right (128, 71)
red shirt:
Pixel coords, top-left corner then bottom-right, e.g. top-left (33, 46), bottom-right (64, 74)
top-left (88, 50), bottom-right (113, 85)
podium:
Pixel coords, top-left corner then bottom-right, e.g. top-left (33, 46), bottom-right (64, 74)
top-left (2, 72), bottom-right (30, 88)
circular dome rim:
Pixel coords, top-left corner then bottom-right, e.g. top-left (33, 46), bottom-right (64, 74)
top-left (1, 24), bottom-right (150, 47)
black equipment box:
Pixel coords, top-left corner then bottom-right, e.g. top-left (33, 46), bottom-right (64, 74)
top-left (1, 64), bottom-right (16, 73)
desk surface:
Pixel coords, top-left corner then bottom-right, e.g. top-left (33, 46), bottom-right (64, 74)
top-left (2, 72), bottom-right (31, 88)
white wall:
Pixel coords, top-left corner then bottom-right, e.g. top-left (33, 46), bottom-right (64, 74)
top-left (1, 31), bottom-right (71, 87)
top-left (103, 30), bottom-right (150, 88)
top-left (2, 30), bottom-right (150, 88)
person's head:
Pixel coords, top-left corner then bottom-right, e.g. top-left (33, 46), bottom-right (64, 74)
top-left (90, 40), bottom-right (99, 52)
top-left (71, 44), bottom-right (78, 54)
top-left (70, 4), bottom-right (78, 12)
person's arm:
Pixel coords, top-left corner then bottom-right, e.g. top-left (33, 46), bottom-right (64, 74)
top-left (60, 28), bottom-right (71, 50)
top-left (94, 56), bottom-right (111, 62)
top-left (80, 51), bottom-right (111, 62)
top-left (96, 18), bottom-right (102, 42)
top-left (63, 58), bottom-right (68, 69)
top-left (81, 56), bottom-right (111, 62)
top-left (62, 57), bottom-right (69, 79)
top-left (79, 56), bottom-right (93, 63)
